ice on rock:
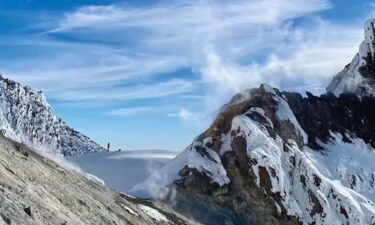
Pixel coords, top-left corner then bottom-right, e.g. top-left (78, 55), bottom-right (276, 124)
top-left (231, 114), bottom-right (375, 225)
top-left (327, 19), bottom-right (375, 97)
top-left (0, 75), bottom-right (105, 156)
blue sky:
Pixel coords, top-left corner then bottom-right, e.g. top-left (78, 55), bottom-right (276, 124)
top-left (0, 0), bottom-right (374, 151)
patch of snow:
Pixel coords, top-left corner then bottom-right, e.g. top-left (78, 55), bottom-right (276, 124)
top-left (250, 107), bottom-right (266, 116)
top-left (120, 203), bottom-right (139, 217)
top-left (119, 192), bottom-right (136, 199)
top-left (261, 83), bottom-right (277, 95)
top-left (83, 173), bottom-right (106, 186)
top-left (275, 96), bottom-right (308, 144)
top-left (220, 132), bottom-right (233, 155)
top-left (187, 142), bottom-right (230, 186)
top-left (130, 141), bottom-right (230, 198)
top-left (138, 204), bottom-right (169, 222)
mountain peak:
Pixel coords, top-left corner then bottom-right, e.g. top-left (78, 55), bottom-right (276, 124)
top-left (132, 82), bottom-right (375, 225)
top-left (0, 75), bottom-right (105, 156)
top-left (327, 19), bottom-right (375, 97)
top-left (360, 19), bottom-right (375, 61)
top-left (364, 19), bottom-right (375, 44)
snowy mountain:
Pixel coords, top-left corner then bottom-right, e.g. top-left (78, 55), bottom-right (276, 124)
top-left (327, 19), bottom-right (375, 97)
top-left (131, 20), bottom-right (375, 225)
top-left (0, 75), bottom-right (105, 156)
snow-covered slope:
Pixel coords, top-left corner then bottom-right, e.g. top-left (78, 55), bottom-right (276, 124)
top-left (327, 19), bottom-right (375, 97)
top-left (0, 75), bottom-right (105, 156)
top-left (132, 83), bottom-right (375, 225)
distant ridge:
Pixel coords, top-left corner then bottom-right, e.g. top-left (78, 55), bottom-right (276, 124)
top-left (0, 75), bottom-right (105, 156)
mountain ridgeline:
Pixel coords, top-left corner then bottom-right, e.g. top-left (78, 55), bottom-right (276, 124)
top-left (131, 20), bottom-right (375, 225)
top-left (0, 75), bottom-right (105, 156)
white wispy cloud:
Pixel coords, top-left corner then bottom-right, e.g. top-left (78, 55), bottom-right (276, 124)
top-left (198, 19), bottom-right (362, 101)
top-left (0, 36), bottom-right (190, 99)
top-left (54, 0), bottom-right (331, 31)
top-left (106, 107), bottom-right (169, 116)
top-left (53, 79), bottom-right (196, 101)
top-left (106, 106), bottom-right (199, 120)
top-left (168, 108), bottom-right (195, 120)
top-left (0, 0), bottom-right (368, 124)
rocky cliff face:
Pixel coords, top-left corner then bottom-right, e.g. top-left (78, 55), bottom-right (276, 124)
top-left (132, 20), bottom-right (375, 225)
top-left (0, 75), bottom-right (105, 156)
top-left (327, 19), bottom-right (375, 97)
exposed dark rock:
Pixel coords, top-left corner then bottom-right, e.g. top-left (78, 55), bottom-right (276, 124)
top-left (300, 175), bottom-right (307, 188)
top-left (176, 166), bottom-right (222, 195)
top-left (313, 175), bottom-right (321, 188)
top-left (309, 192), bottom-right (323, 217)
top-left (284, 92), bottom-right (375, 149)
top-left (23, 207), bottom-right (32, 218)
top-left (340, 206), bottom-right (349, 220)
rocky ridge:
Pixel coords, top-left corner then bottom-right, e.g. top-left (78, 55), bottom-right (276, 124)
top-left (327, 19), bottom-right (375, 97)
top-left (0, 75), bottom-right (105, 156)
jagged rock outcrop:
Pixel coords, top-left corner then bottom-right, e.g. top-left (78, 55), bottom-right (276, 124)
top-left (132, 20), bottom-right (375, 225)
top-left (0, 134), bottom-right (193, 225)
top-left (284, 92), bottom-right (375, 149)
top-left (0, 75), bottom-right (105, 156)
top-left (327, 19), bottom-right (375, 97)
